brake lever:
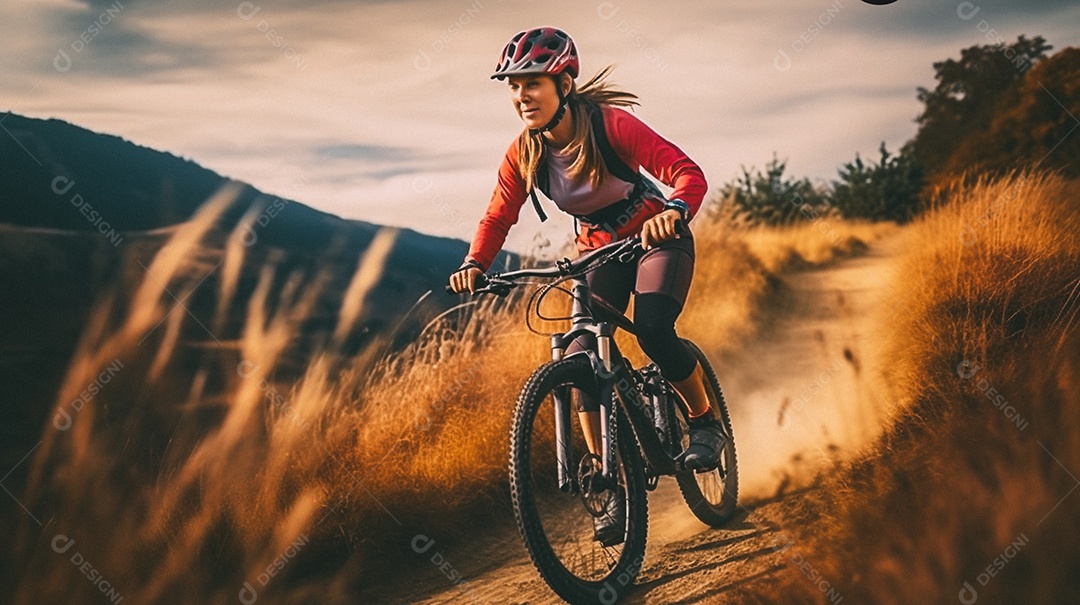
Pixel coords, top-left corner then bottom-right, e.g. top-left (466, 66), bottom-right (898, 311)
top-left (446, 274), bottom-right (517, 297)
top-left (473, 275), bottom-right (514, 297)
top-left (487, 282), bottom-right (514, 297)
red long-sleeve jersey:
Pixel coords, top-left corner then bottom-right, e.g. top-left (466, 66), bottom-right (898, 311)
top-left (466, 106), bottom-right (708, 270)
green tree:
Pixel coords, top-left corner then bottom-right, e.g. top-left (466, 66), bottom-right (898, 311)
top-left (831, 143), bottom-right (923, 222)
top-left (906, 35), bottom-right (1052, 181)
top-left (941, 46), bottom-right (1080, 180)
top-left (718, 155), bottom-right (830, 225)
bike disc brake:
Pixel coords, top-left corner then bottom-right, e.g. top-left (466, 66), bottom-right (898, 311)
top-left (577, 454), bottom-right (608, 516)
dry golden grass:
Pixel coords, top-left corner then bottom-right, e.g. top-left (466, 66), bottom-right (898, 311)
top-left (9, 185), bottom-right (367, 605)
top-left (739, 221), bottom-right (896, 274)
top-left (760, 172), bottom-right (1080, 604)
top-left (7, 190), bottom-right (890, 603)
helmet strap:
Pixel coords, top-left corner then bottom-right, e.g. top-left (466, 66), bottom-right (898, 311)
top-left (529, 83), bottom-right (569, 137)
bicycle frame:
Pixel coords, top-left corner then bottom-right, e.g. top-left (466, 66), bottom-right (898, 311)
top-left (449, 234), bottom-right (688, 494)
top-left (549, 277), bottom-right (680, 495)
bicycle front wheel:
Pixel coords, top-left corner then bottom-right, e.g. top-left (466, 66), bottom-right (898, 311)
top-left (674, 339), bottom-right (740, 527)
top-left (509, 356), bottom-right (648, 605)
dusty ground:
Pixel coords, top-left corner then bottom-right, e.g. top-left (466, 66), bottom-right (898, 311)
top-left (364, 233), bottom-right (906, 604)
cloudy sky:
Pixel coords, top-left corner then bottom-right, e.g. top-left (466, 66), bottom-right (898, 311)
top-left (3, 0), bottom-right (1078, 253)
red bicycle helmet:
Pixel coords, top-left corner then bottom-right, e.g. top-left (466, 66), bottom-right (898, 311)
top-left (491, 27), bottom-right (580, 80)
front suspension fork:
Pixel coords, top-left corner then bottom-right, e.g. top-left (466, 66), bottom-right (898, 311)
top-left (597, 331), bottom-right (619, 485)
top-left (551, 330), bottom-right (621, 494)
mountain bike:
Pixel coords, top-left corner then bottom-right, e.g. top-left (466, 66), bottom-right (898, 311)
top-left (452, 235), bottom-right (739, 604)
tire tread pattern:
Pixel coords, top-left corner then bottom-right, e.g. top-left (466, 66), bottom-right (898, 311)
top-left (674, 340), bottom-right (740, 527)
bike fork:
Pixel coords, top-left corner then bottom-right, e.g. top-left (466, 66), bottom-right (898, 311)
top-left (553, 386), bottom-right (575, 493)
top-left (549, 336), bottom-right (620, 493)
top-left (551, 337), bottom-right (576, 493)
top-left (597, 330), bottom-right (619, 488)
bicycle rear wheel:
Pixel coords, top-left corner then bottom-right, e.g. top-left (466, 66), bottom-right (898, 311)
top-left (674, 340), bottom-right (739, 526)
top-left (509, 356), bottom-right (648, 605)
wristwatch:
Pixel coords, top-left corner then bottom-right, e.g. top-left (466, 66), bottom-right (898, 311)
top-left (663, 199), bottom-right (690, 222)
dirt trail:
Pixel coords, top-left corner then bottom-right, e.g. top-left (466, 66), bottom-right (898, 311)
top-left (372, 232), bottom-right (906, 604)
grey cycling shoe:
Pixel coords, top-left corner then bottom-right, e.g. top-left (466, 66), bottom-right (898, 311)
top-left (679, 416), bottom-right (726, 471)
top-left (592, 488), bottom-right (626, 547)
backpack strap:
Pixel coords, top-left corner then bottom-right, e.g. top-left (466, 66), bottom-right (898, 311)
top-left (589, 107), bottom-right (641, 184)
top-left (529, 187), bottom-right (548, 222)
top-left (530, 151), bottom-right (551, 222)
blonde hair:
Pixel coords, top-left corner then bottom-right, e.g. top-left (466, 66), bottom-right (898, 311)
top-left (515, 66), bottom-right (639, 194)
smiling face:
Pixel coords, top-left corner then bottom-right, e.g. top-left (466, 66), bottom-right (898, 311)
top-left (507, 74), bottom-right (568, 130)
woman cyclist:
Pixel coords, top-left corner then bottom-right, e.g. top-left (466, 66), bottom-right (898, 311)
top-left (449, 27), bottom-right (725, 545)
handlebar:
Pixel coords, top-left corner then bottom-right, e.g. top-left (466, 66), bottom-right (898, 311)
top-left (445, 235), bottom-right (645, 296)
top-left (446, 218), bottom-right (688, 296)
